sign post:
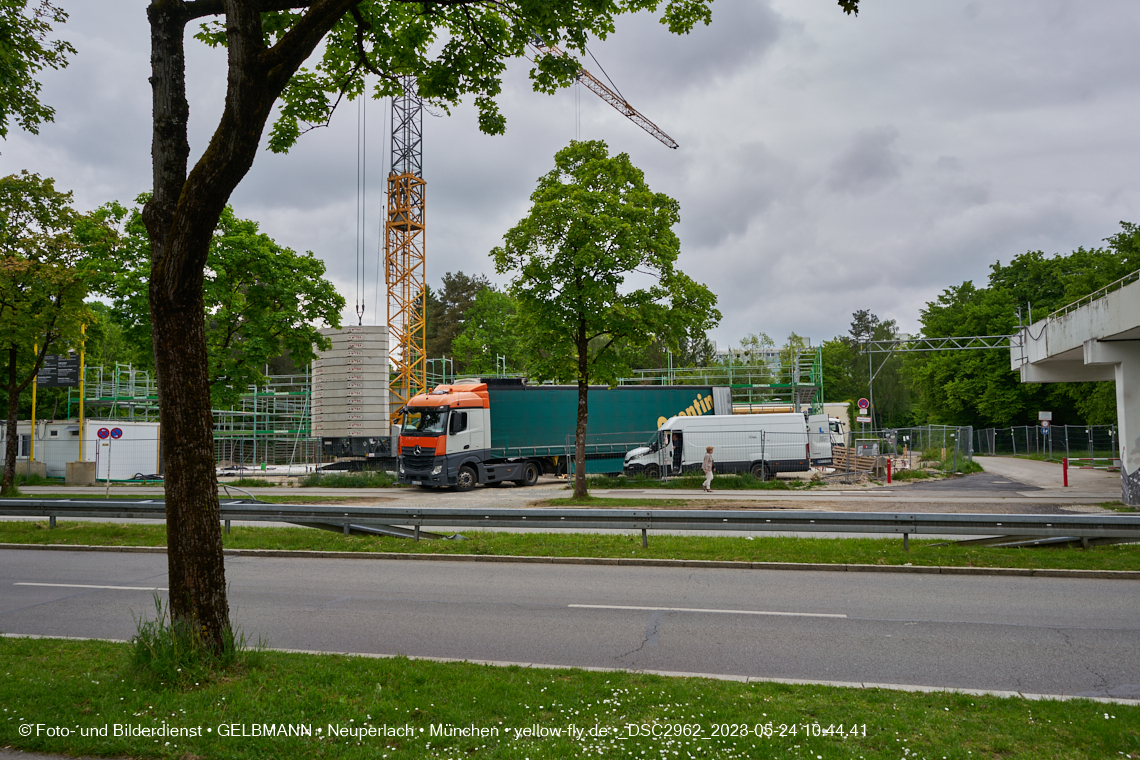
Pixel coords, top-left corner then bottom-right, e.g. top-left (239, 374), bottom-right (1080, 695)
top-left (856, 398), bottom-right (871, 438)
top-left (30, 343), bottom-right (37, 463)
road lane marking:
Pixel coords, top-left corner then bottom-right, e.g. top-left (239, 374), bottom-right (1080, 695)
top-left (15, 582), bottom-right (167, 591)
top-left (568, 604), bottom-right (846, 619)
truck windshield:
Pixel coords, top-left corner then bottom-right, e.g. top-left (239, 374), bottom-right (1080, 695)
top-left (403, 409), bottom-right (448, 435)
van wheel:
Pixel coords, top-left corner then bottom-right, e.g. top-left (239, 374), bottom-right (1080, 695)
top-left (516, 462), bottom-right (540, 487)
top-left (455, 466), bottom-right (477, 492)
top-left (750, 462), bottom-right (767, 480)
top-left (644, 465), bottom-right (660, 480)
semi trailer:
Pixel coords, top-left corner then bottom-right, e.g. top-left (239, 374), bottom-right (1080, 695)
top-left (623, 412), bottom-right (833, 479)
top-left (397, 379), bottom-right (732, 489)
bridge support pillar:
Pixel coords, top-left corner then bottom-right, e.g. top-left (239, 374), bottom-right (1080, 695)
top-left (1084, 339), bottom-right (1140, 505)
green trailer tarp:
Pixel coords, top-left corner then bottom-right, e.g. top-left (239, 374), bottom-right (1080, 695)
top-left (487, 385), bottom-right (723, 473)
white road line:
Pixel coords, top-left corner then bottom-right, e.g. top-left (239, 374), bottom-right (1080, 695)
top-left (15, 582), bottom-right (167, 591)
top-left (568, 604), bottom-right (846, 619)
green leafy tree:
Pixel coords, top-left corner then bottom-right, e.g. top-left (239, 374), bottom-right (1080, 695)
top-left (620, 326), bottom-right (715, 376)
top-left (0, 171), bottom-right (90, 494)
top-left (137, 0), bottom-right (859, 650)
top-left (820, 312), bottom-right (910, 428)
top-left (0, 0), bottom-right (75, 139)
top-left (494, 140), bottom-right (720, 498)
top-left (906, 225), bottom-right (1139, 427)
top-left (450, 287), bottom-right (523, 375)
top-left (424, 271), bottom-right (490, 362)
top-left (91, 201), bottom-right (345, 407)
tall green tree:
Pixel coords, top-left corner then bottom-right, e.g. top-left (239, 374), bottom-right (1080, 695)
top-left (0, 171), bottom-right (90, 494)
top-left (90, 201), bottom-right (345, 408)
top-left (0, 0), bottom-right (75, 139)
top-left (137, 0), bottom-right (858, 649)
top-left (494, 140), bottom-right (720, 498)
top-left (450, 286), bottom-right (523, 375)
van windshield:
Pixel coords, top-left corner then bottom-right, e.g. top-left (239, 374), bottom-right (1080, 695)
top-left (403, 408), bottom-right (448, 436)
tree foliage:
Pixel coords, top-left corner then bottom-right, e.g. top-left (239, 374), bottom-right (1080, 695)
top-left (450, 286), bottom-right (523, 375)
top-left (905, 224), bottom-right (1140, 427)
top-left (90, 200), bottom-right (345, 407)
top-left (494, 140), bottom-right (719, 497)
top-left (0, 171), bottom-right (90, 494)
top-left (0, 0), bottom-right (75, 139)
top-left (820, 311), bottom-right (909, 428)
top-left (424, 270), bottom-right (490, 364)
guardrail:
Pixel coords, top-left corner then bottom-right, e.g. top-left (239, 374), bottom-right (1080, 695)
top-left (1048, 266), bottom-right (1140, 320)
top-left (1, 499), bottom-right (1137, 549)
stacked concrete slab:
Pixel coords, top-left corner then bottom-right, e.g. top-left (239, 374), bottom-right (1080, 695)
top-left (311, 325), bottom-right (389, 438)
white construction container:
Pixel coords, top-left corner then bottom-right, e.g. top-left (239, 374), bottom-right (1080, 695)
top-left (6, 419), bottom-right (161, 480)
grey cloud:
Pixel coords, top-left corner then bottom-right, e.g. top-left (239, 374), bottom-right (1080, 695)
top-left (826, 127), bottom-right (906, 195)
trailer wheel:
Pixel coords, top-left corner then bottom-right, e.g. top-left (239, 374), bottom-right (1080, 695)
top-left (516, 461), bottom-right (540, 487)
top-left (455, 466), bottom-right (477, 492)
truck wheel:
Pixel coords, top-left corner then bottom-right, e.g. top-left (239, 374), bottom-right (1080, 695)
top-left (644, 465), bottom-right (660, 480)
top-left (516, 462), bottom-right (540, 487)
top-left (455, 466), bottom-right (477, 492)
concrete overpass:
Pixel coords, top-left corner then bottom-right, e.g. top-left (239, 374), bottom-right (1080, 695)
top-left (1011, 270), bottom-right (1140, 505)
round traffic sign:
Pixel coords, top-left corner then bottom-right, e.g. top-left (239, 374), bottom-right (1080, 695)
top-left (97, 427), bottom-right (110, 439)
top-left (110, 428), bottom-right (123, 439)
top-left (857, 398), bottom-right (870, 410)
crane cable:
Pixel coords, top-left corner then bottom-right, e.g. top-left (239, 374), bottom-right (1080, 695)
top-left (374, 89), bottom-right (390, 326)
top-left (355, 95), bottom-right (367, 326)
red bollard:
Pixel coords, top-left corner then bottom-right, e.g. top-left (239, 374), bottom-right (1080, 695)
top-left (887, 457), bottom-right (892, 484)
top-left (1062, 457), bottom-right (1068, 487)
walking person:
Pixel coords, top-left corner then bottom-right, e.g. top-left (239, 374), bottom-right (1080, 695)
top-left (701, 446), bottom-right (715, 492)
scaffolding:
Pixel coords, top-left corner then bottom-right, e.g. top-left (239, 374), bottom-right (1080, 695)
top-left (68, 364), bottom-right (317, 467)
top-left (618, 347), bottom-right (825, 413)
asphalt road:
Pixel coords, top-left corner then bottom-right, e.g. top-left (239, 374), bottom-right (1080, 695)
top-left (2, 548), bottom-right (1137, 699)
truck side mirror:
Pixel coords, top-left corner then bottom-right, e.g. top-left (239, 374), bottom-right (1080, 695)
top-left (449, 411), bottom-right (467, 435)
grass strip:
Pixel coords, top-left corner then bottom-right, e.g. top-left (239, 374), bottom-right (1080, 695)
top-left (1, 520), bottom-right (1138, 571)
top-left (1, 636), bottom-right (1136, 760)
top-left (11, 493), bottom-right (387, 505)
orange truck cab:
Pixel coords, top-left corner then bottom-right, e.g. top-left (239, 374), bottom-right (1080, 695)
top-left (398, 382), bottom-right (541, 490)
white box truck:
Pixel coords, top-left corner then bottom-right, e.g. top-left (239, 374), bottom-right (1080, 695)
top-left (623, 412), bottom-right (832, 480)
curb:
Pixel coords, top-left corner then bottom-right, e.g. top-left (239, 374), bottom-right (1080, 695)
top-left (2, 542), bottom-right (1138, 579)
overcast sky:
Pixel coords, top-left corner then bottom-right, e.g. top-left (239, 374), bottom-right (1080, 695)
top-left (4, 0), bottom-right (1138, 353)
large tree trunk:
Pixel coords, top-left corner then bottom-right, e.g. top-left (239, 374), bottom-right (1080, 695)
top-left (144, 0), bottom-right (230, 650)
top-left (573, 320), bottom-right (589, 499)
top-left (2, 347), bottom-right (19, 495)
top-left (142, 0), bottom-right (358, 651)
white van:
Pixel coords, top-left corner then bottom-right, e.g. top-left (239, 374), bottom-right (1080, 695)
top-left (623, 412), bottom-right (832, 480)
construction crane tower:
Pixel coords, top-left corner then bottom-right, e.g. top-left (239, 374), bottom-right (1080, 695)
top-left (385, 75), bottom-right (427, 426)
top-left (382, 51), bottom-right (672, 428)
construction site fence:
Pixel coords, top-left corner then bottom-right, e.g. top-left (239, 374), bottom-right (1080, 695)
top-left (972, 424), bottom-right (1119, 463)
top-left (840, 425), bottom-right (975, 461)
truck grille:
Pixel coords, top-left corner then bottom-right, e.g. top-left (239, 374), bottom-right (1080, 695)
top-left (401, 447), bottom-right (435, 471)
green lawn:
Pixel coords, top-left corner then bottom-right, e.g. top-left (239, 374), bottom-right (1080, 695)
top-left (1, 637), bottom-right (1135, 760)
top-left (2, 520), bottom-right (1138, 571)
